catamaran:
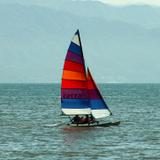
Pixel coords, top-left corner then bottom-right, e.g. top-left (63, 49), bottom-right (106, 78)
top-left (61, 30), bottom-right (120, 127)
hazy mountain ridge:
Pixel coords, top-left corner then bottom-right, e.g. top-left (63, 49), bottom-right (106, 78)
top-left (1, 0), bottom-right (160, 29)
top-left (0, 2), bottom-right (160, 83)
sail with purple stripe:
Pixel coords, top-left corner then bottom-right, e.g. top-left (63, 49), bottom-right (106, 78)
top-left (65, 51), bottom-right (83, 64)
top-left (61, 30), bottom-right (112, 119)
top-left (61, 30), bottom-right (91, 115)
top-left (87, 68), bottom-right (112, 118)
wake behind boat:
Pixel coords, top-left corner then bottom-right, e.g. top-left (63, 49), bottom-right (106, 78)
top-left (61, 30), bottom-right (120, 127)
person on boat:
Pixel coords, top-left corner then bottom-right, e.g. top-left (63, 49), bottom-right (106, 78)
top-left (71, 115), bottom-right (80, 124)
top-left (80, 115), bottom-right (90, 124)
top-left (89, 115), bottom-right (96, 123)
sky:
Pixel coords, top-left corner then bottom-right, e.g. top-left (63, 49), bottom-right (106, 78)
top-left (0, 0), bottom-right (160, 83)
top-left (99, 0), bottom-right (160, 6)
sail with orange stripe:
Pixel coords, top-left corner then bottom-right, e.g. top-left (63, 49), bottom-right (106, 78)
top-left (87, 68), bottom-right (112, 118)
top-left (61, 30), bottom-right (91, 115)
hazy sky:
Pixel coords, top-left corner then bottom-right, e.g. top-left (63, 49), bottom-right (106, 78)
top-left (99, 0), bottom-right (160, 6)
top-left (0, 0), bottom-right (160, 83)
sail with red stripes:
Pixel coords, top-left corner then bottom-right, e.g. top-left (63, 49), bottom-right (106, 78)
top-left (61, 30), bottom-right (91, 115)
top-left (87, 68), bottom-right (112, 118)
top-left (61, 30), bottom-right (112, 118)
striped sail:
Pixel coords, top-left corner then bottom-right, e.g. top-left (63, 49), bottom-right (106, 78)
top-left (87, 68), bottom-right (112, 118)
top-left (61, 30), bottom-right (91, 115)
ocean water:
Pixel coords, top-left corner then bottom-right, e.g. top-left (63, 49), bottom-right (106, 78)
top-left (0, 83), bottom-right (160, 160)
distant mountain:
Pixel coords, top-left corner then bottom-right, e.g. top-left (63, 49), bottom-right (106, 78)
top-left (1, 0), bottom-right (160, 29)
top-left (0, 1), bottom-right (160, 83)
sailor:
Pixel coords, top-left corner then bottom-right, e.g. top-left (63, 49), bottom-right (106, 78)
top-left (81, 115), bottom-right (89, 124)
top-left (72, 115), bottom-right (80, 123)
top-left (89, 115), bottom-right (95, 123)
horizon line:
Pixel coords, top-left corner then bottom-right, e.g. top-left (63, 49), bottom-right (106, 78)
top-left (0, 82), bottom-right (160, 85)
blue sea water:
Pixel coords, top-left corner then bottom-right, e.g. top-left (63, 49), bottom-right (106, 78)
top-left (0, 83), bottom-right (160, 160)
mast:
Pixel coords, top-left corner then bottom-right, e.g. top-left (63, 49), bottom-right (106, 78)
top-left (61, 30), bottom-right (90, 115)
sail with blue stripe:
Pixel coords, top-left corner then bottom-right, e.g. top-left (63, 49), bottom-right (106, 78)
top-left (87, 68), bottom-right (112, 118)
top-left (61, 30), bottom-right (112, 118)
top-left (61, 30), bottom-right (91, 115)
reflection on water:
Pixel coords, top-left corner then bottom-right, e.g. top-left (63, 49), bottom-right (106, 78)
top-left (62, 126), bottom-right (97, 145)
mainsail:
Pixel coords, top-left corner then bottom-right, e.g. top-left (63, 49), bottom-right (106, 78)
top-left (61, 30), bottom-right (91, 115)
top-left (87, 68), bottom-right (112, 118)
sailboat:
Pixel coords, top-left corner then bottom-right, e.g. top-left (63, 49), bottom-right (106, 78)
top-left (61, 30), bottom-right (120, 127)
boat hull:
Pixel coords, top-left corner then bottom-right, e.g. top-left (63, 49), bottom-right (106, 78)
top-left (68, 121), bottom-right (120, 127)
